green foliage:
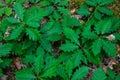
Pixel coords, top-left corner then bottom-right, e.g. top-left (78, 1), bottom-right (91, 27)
top-left (95, 19), bottom-right (112, 34)
top-left (102, 40), bottom-right (116, 57)
top-left (15, 68), bottom-right (35, 80)
top-left (24, 7), bottom-right (45, 28)
top-left (92, 39), bottom-right (102, 56)
top-left (63, 27), bottom-right (80, 45)
top-left (77, 4), bottom-right (90, 16)
top-left (72, 66), bottom-right (89, 80)
top-left (34, 46), bottom-right (44, 73)
top-left (98, 7), bottom-right (113, 15)
top-left (0, 43), bottom-right (12, 57)
top-left (62, 15), bottom-right (80, 27)
top-left (7, 17), bottom-right (20, 23)
top-left (0, 0), bottom-right (119, 80)
top-left (91, 68), bottom-right (106, 80)
top-left (82, 25), bottom-right (98, 39)
top-left (86, 0), bottom-right (114, 6)
top-left (8, 26), bottom-right (24, 40)
top-left (106, 68), bottom-right (116, 80)
top-left (60, 42), bottom-right (79, 52)
top-left (13, 2), bottom-right (25, 21)
top-left (26, 28), bottom-right (41, 41)
top-left (40, 38), bottom-right (52, 52)
top-left (0, 69), bottom-right (3, 76)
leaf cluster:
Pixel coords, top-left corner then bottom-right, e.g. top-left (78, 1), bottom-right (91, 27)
top-left (0, 0), bottom-right (120, 80)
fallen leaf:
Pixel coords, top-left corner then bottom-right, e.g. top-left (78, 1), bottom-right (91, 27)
top-left (70, 8), bottom-right (76, 14)
top-left (106, 34), bottom-right (115, 41)
top-left (13, 57), bottom-right (26, 70)
top-left (89, 7), bottom-right (94, 12)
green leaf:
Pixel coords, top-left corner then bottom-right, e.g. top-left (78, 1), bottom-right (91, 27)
top-left (4, 7), bottom-right (12, 16)
top-left (8, 26), bottom-right (23, 40)
top-left (42, 65), bottom-right (57, 78)
top-left (0, 69), bottom-right (3, 76)
top-left (15, 68), bottom-right (35, 80)
top-left (65, 59), bottom-right (74, 78)
top-left (16, 0), bottom-right (26, 3)
top-left (82, 25), bottom-right (98, 39)
top-left (0, 8), bottom-right (4, 17)
top-left (98, 7), bottom-right (113, 15)
top-left (71, 66), bottom-right (89, 80)
top-left (24, 7), bottom-right (48, 28)
top-left (0, 1), bottom-right (4, 6)
top-left (12, 43), bottom-right (23, 55)
top-left (62, 15), bottom-right (80, 27)
top-left (6, 0), bottom-right (15, 4)
top-left (84, 49), bottom-right (100, 64)
top-left (43, 22), bottom-right (62, 37)
top-left (0, 32), bottom-right (3, 41)
top-left (92, 39), bottom-right (102, 56)
top-left (40, 38), bottom-right (52, 52)
top-left (39, 0), bottom-right (50, 6)
top-left (43, 54), bottom-right (58, 78)
top-left (64, 27), bottom-right (80, 45)
top-left (85, 0), bottom-right (97, 6)
top-left (13, 2), bottom-right (25, 21)
top-left (40, 21), bottom-right (54, 33)
top-left (56, 65), bottom-right (67, 79)
top-left (114, 33), bottom-right (120, 41)
top-left (115, 75), bottom-right (120, 80)
top-left (95, 19), bottom-right (112, 34)
top-left (72, 50), bottom-right (85, 67)
top-left (77, 4), bottom-right (90, 16)
top-left (0, 43), bottom-right (12, 57)
top-left (58, 7), bottom-right (70, 15)
top-left (22, 54), bottom-right (36, 64)
top-left (34, 46), bottom-right (44, 73)
top-left (111, 18), bottom-right (120, 31)
top-left (0, 59), bottom-right (12, 68)
top-left (94, 11), bottom-right (102, 20)
top-left (52, 11), bottom-right (61, 20)
top-left (29, 0), bottom-right (39, 3)
top-left (21, 40), bottom-right (33, 50)
top-left (58, 0), bottom-right (69, 6)
top-left (107, 68), bottom-right (115, 79)
top-left (0, 58), bottom-right (3, 63)
top-left (47, 34), bottom-right (61, 41)
top-left (102, 40), bottom-right (116, 57)
top-left (26, 28), bottom-right (41, 41)
top-left (91, 68), bottom-right (106, 80)
top-left (7, 17), bottom-right (19, 23)
top-left (71, 17), bottom-right (81, 26)
top-left (59, 42), bottom-right (78, 52)
top-left (99, 0), bottom-right (114, 6)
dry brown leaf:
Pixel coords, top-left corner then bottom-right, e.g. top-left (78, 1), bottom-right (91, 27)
top-left (70, 8), bottom-right (76, 14)
top-left (89, 7), bottom-right (94, 12)
top-left (106, 34), bottom-right (115, 41)
top-left (13, 57), bottom-right (26, 70)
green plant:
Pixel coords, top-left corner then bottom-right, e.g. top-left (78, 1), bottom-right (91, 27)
top-left (0, 0), bottom-right (120, 80)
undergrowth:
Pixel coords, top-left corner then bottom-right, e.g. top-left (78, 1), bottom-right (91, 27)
top-left (0, 0), bottom-right (120, 80)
